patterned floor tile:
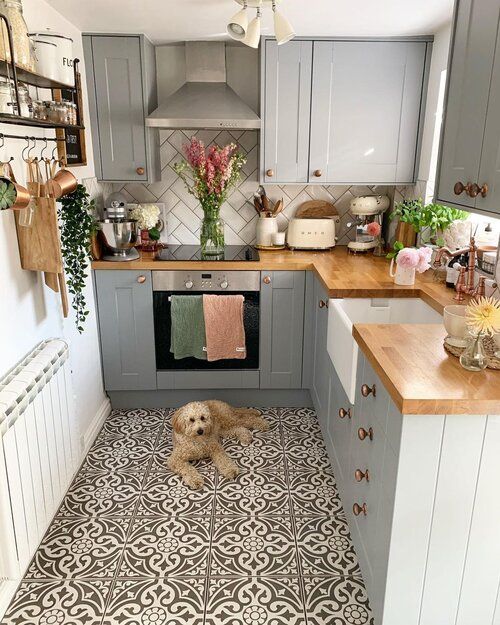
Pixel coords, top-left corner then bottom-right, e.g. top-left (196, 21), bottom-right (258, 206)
top-left (295, 516), bottom-right (361, 576)
top-left (149, 436), bottom-right (174, 471)
top-left (57, 471), bottom-right (145, 517)
top-left (137, 471), bottom-right (216, 516)
top-left (118, 516), bottom-right (211, 577)
top-left (81, 435), bottom-right (156, 472)
top-left (289, 470), bottom-right (345, 517)
top-left (216, 468), bottom-right (290, 516)
top-left (284, 435), bottom-right (333, 472)
top-left (303, 577), bottom-right (374, 625)
top-left (279, 407), bottom-right (323, 438)
top-left (211, 516), bottom-right (297, 576)
top-left (100, 408), bottom-right (165, 437)
top-left (25, 517), bottom-right (129, 579)
top-left (3, 580), bottom-right (111, 625)
top-left (205, 577), bottom-right (306, 625)
top-left (104, 578), bottom-right (206, 625)
top-left (223, 433), bottom-right (286, 472)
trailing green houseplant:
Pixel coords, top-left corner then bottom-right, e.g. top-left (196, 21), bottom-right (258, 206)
top-left (58, 184), bottom-right (97, 333)
top-left (390, 199), bottom-right (468, 244)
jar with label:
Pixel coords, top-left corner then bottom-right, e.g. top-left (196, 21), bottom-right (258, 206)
top-left (0, 0), bottom-right (35, 71)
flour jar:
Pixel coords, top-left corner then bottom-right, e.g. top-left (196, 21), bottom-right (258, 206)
top-left (30, 37), bottom-right (57, 80)
top-left (28, 30), bottom-right (73, 85)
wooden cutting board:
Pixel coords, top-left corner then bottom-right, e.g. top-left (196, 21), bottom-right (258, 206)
top-left (294, 200), bottom-right (339, 219)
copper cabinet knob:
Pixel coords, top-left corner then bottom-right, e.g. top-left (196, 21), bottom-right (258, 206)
top-left (338, 407), bottom-right (352, 419)
top-left (137, 275), bottom-right (146, 284)
top-left (263, 276), bottom-right (271, 284)
top-left (319, 300), bottom-right (328, 308)
top-left (454, 181), bottom-right (476, 196)
top-left (358, 427), bottom-right (373, 441)
top-left (469, 182), bottom-right (489, 198)
top-left (136, 167), bottom-right (145, 175)
top-left (313, 169), bottom-right (322, 177)
top-left (355, 469), bottom-right (370, 482)
top-left (361, 383), bottom-right (376, 398)
top-left (353, 502), bottom-right (367, 516)
top-left (266, 169), bottom-right (274, 177)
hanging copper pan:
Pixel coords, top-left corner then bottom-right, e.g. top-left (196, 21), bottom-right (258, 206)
top-left (0, 162), bottom-right (30, 210)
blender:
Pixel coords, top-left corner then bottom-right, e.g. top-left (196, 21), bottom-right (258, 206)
top-left (347, 195), bottom-right (390, 254)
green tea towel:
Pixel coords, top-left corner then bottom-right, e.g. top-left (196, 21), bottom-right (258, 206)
top-left (170, 295), bottom-right (207, 360)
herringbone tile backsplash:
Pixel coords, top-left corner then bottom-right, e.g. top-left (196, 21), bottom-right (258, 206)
top-left (112, 130), bottom-right (396, 246)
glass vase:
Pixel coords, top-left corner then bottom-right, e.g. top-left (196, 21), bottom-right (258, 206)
top-left (200, 210), bottom-right (225, 256)
top-left (460, 331), bottom-right (488, 372)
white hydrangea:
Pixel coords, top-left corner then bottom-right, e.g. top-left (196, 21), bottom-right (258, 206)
top-left (130, 203), bottom-right (160, 230)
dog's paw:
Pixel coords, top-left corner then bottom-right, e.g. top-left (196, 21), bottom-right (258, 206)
top-left (258, 419), bottom-right (270, 432)
top-left (222, 464), bottom-right (240, 480)
top-left (184, 474), bottom-right (205, 490)
top-left (239, 430), bottom-right (253, 445)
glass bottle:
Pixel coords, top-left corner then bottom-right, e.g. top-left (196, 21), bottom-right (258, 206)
top-left (460, 331), bottom-right (488, 372)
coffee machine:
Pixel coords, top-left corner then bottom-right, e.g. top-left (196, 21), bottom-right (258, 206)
top-left (347, 195), bottom-right (390, 254)
top-left (99, 192), bottom-right (140, 261)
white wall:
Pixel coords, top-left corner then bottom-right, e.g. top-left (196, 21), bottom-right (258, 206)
top-left (0, 0), bottom-right (107, 442)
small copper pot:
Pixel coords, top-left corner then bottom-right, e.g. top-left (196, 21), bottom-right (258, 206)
top-left (47, 164), bottom-right (78, 199)
top-left (0, 162), bottom-right (31, 210)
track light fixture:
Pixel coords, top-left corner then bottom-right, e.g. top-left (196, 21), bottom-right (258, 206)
top-left (226, 0), bottom-right (295, 48)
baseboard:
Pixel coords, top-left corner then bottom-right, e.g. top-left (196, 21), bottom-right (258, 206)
top-left (108, 389), bottom-right (313, 409)
top-left (83, 396), bottom-right (112, 454)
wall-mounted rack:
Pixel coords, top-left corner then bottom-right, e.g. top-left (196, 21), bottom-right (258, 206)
top-left (0, 133), bottom-right (65, 142)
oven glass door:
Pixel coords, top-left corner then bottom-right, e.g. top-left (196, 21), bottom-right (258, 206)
top-left (153, 291), bottom-right (259, 370)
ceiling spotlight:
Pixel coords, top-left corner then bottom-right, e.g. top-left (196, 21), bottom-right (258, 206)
top-left (227, 1), bottom-right (248, 40)
top-left (244, 7), bottom-right (261, 49)
top-left (272, 0), bottom-right (295, 45)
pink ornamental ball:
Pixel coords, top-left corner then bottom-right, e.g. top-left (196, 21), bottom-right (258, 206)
top-left (396, 247), bottom-right (421, 269)
top-left (366, 221), bottom-right (381, 237)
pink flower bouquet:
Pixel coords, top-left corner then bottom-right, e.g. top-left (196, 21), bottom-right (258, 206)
top-left (396, 246), bottom-right (432, 273)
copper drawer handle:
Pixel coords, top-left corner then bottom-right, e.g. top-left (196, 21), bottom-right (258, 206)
top-left (313, 169), bottom-right (322, 178)
top-left (469, 183), bottom-right (488, 198)
top-left (454, 181), bottom-right (474, 196)
top-left (361, 383), bottom-right (376, 398)
top-left (266, 169), bottom-right (274, 177)
top-left (319, 300), bottom-right (328, 309)
top-left (136, 167), bottom-right (145, 176)
top-left (338, 407), bottom-right (351, 419)
top-left (263, 276), bottom-right (271, 285)
top-left (358, 427), bottom-right (373, 441)
top-left (137, 275), bottom-right (146, 284)
top-left (355, 469), bottom-right (370, 482)
top-left (353, 502), bottom-right (367, 516)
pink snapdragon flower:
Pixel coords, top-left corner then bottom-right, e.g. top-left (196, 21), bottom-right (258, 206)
top-left (416, 246), bottom-right (433, 273)
top-left (396, 247), bottom-right (420, 269)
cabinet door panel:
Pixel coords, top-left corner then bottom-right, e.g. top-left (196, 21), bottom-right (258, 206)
top-left (311, 279), bottom-right (329, 422)
top-left (91, 36), bottom-right (148, 182)
top-left (260, 271), bottom-right (305, 388)
top-left (262, 40), bottom-right (312, 183)
top-left (476, 8), bottom-right (500, 216)
top-left (309, 41), bottom-right (427, 184)
top-left (436, 0), bottom-right (498, 208)
top-left (95, 270), bottom-right (156, 391)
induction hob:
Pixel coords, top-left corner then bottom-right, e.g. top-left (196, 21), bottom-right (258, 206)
top-left (156, 245), bottom-right (259, 262)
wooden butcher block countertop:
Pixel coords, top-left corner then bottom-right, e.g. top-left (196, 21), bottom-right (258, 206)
top-left (92, 247), bottom-right (500, 414)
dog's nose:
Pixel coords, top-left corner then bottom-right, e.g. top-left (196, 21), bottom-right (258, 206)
top-left (197, 428), bottom-right (204, 435)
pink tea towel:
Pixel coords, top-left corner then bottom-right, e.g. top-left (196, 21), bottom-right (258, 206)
top-left (202, 294), bottom-right (246, 361)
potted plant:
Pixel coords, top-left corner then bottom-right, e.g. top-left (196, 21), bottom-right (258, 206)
top-left (174, 138), bottom-right (246, 256)
top-left (58, 184), bottom-right (98, 333)
top-left (391, 199), bottom-right (469, 247)
top-left (129, 203), bottom-right (162, 251)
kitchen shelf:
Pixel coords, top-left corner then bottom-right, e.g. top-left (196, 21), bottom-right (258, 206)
top-left (0, 59), bottom-right (75, 91)
top-left (0, 112), bottom-right (84, 130)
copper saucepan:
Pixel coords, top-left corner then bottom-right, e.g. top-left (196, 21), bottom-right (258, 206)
top-left (0, 162), bottom-right (31, 210)
top-left (47, 160), bottom-right (78, 199)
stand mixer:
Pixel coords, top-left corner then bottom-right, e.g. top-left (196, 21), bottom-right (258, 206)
top-left (99, 192), bottom-right (140, 261)
top-left (347, 195), bottom-right (390, 254)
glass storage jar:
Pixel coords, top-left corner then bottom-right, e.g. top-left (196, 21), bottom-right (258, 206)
top-left (15, 81), bottom-right (32, 117)
top-left (0, 76), bottom-right (13, 114)
top-left (0, 0), bottom-right (35, 71)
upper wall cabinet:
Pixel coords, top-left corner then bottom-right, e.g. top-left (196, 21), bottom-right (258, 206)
top-left (83, 34), bottom-right (159, 183)
top-left (435, 0), bottom-right (500, 216)
top-left (261, 38), bottom-right (432, 185)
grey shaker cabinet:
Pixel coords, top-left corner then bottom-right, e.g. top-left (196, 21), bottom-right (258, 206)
top-left (309, 40), bottom-right (430, 184)
top-left (94, 270), bottom-right (157, 391)
top-left (83, 34), bottom-right (159, 183)
top-left (260, 271), bottom-right (305, 389)
top-left (261, 37), bottom-right (431, 185)
top-left (261, 40), bottom-right (313, 184)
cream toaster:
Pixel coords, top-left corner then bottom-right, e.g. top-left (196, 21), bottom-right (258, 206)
top-left (286, 218), bottom-right (336, 250)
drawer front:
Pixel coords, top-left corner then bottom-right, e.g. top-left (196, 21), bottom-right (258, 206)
top-left (356, 357), bottom-right (391, 434)
top-left (327, 363), bottom-right (353, 483)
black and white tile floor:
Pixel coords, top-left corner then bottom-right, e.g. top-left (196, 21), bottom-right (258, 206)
top-left (3, 407), bottom-right (374, 625)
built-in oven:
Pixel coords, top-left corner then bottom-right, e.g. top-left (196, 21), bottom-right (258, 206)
top-left (152, 271), bottom-right (260, 370)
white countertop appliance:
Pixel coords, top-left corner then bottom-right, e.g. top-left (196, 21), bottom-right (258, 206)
top-left (287, 217), bottom-right (336, 250)
top-left (347, 195), bottom-right (390, 253)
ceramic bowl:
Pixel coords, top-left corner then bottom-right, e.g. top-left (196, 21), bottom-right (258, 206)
top-left (443, 305), bottom-right (468, 348)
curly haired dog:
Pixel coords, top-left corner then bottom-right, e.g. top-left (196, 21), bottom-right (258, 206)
top-left (166, 400), bottom-right (269, 489)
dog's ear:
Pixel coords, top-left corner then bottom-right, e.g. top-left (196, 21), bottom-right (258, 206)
top-left (171, 409), bottom-right (185, 434)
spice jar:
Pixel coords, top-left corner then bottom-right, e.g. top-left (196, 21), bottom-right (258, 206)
top-left (32, 99), bottom-right (46, 120)
top-left (15, 81), bottom-right (32, 117)
top-left (0, 0), bottom-right (35, 71)
top-left (0, 76), bottom-right (13, 114)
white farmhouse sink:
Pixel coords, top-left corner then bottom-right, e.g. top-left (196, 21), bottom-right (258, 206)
top-left (327, 298), bottom-right (442, 403)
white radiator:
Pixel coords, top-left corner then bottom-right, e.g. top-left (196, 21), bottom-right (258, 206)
top-left (0, 340), bottom-right (79, 585)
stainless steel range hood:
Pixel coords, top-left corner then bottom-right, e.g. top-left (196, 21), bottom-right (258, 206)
top-left (146, 42), bottom-right (260, 130)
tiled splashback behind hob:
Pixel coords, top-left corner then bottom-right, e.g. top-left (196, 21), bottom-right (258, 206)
top-left (112, 130), bottom-right (397, 246)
